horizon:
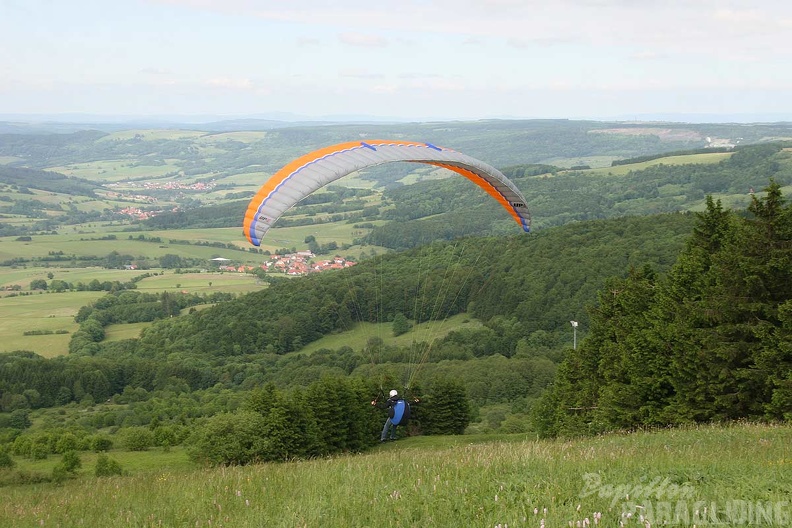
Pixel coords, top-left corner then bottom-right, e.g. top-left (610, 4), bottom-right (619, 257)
top-left (3, 111), bottom-right (792, 128)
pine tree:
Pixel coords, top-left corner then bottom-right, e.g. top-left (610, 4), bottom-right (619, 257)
top-left (655, 197), bottom-right (736, 422)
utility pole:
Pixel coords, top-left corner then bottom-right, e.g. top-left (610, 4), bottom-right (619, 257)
top-left (570, 320), bottom-right (578, 350)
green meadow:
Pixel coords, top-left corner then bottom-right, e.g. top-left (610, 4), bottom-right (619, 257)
top-left (299, 313), bottom-right (483, 356)
top-left (46, 160), bottom-right (181, 182)
top-left (0, 291), bottom-right (104, 357)
top-left (0, 228), bottom-right (256, 263)
top-left (582, 152), bottom-right (734, 177)
top-left (0, 268), bottom-right (265, 357)
top-left (1, 422), bottom-right (790, 527)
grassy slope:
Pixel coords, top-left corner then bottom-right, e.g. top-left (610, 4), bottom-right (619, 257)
top-left (298, 313), bottom-right (483, 355)
top-left (582, 151), bottom-right (734, 176)
top-left (1, 423), bottom-right (790, 527)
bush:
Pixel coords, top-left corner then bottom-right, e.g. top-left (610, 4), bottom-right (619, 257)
top-left (95, 454), bottom-right (124, 477)
top-left (0, 449), bottom-right (15, 469)
top-left (121, 427), bottom-right (154, 451)
top-left (188, 411), bottom-right (268, 466)
top-left (392, 312), bottom-right (412, 337)
top-left (55, 432), bottom-right (79, 454)
top-left (51, 450), bottom-right (81, 483)
top-left (61, 450), bottom-right (81, 472)
top-left (91, 435), bottom-right (113, 452)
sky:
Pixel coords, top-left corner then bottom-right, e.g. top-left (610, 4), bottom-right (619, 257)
top-left (1, 0), bottom-right (791, 122)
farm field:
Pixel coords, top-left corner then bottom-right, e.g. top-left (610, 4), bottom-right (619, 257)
top-left (1, 422), bottom-right (789, 527)
top-left (45, 160), bottom-right (181, 182)
top-left (582, 151), bottom-right (734, 177)
top-left (0, 229), bottom-right (256, 263)
top-left (0, 268), bottom-right (265, 357)
top-left (0, 291), bottom-right (107, 357)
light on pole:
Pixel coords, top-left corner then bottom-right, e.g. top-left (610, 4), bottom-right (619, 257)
top-left (570, 320), bottom-right (578, 350)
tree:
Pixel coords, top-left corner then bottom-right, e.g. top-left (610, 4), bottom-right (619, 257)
top-left (392, 312), bottom-right (412, 337)
top-left (419, 379), bottom-right (470, 435)
top-left (9, 409), bottom-right (31, 430)
top-left (159, 254), bottom-right (184, 269)
top-left (49, 279), bottom-right (70, 292)
top-left (30, 278), bottom-right (47, 290)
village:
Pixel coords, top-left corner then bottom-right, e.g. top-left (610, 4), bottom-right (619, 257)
top-left (215, 251), bottom-right (356, 276)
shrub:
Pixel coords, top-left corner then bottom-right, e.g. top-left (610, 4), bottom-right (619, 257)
top-left (51, 450), bottom-right (81, 483)
top-left (60, 450), bottom-right (82, 473)
top-left (121, 427), bottom-right (154, 451)
top-left (188, 411), bottom-right (268, 466)
top-left (95, 454), bottom-right (124, 477)
top-left (0, 450), bottom-right (15, 470)
top-left (91, 435), bottom-right (113, 452)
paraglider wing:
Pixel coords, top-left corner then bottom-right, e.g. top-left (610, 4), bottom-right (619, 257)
top-left (243, 140), bottom-right (531, 246)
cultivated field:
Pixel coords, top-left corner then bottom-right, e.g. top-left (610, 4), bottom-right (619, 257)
top-left (0, 269), bottom-right (264, 357)
top-left (583, 152), bottom-right (734, 177)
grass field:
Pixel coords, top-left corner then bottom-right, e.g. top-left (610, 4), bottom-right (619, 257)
top-left (0, 291), bottom-right (106, 357)
top-left (581, 152), bottom-right (734, 177)
top-left (0, 229), bottom-right (255, 263)
top-left (46, 160), bottom-right (182, 182)
top-left (299, 313), bottom-right (482, 355)
top-left (1, 422), bottom-right (789, 527)
top-left (0, 269), bottom-right (265, 356)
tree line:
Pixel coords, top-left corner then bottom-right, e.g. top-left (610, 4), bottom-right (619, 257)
top-left (536, 181), bottom-right (791, 436)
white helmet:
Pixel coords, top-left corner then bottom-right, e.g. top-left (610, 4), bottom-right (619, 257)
top-left (389, 389), bottom-right (398, 397)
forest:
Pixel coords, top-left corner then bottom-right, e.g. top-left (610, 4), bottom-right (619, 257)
top-left (536, 182), bottom-right (792, 436)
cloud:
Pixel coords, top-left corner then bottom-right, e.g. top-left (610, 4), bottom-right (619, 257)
top-left (507, 36), bottom-right (578, 49)
top-left (139, 67), bottom-right (172, 75)
top-left (628, 51), bottom-right (667, 61)
top-left (339, 69), bottom-right (385, 79)
top-left (397, 73), bottom-right (446, 80)
top-left (205, 77), bottom-right (254, 90)
top-left (338, 32), bottom-right (388, 48)
top-left (151, 0), bottom-right (792, 56)
top-left (295, 37), bottom-right (321, 47)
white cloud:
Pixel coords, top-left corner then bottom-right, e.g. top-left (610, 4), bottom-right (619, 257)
top-left (295, 37), bottom-right (321, 47)
top-left (338, 32), bottom-right (388, 48)
top-left (339, 69), bottom-right (385, 79)
top-left (205, 77), bottom-right (254, 90)
top-left (139, 67), bottom-right (172, 75)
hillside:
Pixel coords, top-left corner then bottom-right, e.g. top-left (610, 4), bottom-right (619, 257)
top-left (0, 212), bottom-right (695, 424)
top-left (2, 423), bottom-right (790, 527)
